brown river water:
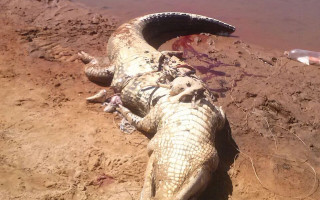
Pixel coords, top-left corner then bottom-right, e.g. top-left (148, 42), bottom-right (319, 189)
top-left (76, 0), bottom-right (320, 51)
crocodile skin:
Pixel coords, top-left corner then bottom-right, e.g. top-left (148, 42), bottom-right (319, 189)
top-left (83, 12), bottom-right (235, 200)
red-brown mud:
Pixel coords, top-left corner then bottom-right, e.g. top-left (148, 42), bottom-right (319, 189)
top-left (0, 0), bottom-right (319, 199)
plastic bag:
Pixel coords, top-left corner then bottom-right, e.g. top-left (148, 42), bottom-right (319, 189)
top-left (285, 49), bottom-right (320, 65)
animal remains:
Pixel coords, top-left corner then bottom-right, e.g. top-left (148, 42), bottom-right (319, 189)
top-left (80, 12), bottom-right (235, 200)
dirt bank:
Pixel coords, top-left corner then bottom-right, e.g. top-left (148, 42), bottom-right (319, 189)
top-left (0, 0), bottom-right (319, 199)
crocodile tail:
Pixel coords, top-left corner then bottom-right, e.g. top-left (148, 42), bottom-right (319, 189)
top-left (137, 12), bottom-right (236, 48)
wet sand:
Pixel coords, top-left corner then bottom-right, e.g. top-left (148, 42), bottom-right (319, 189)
top-left (0, 0), bottom-right (319, 199)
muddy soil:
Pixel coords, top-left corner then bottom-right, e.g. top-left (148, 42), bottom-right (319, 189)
top-left (0, 0), bottom-right (319, 199)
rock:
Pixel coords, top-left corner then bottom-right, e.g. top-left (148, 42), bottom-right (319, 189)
top-left (91, 15), bottom-right (102, 24)
top-left (74, 169), bottom-right (82, 179)
top-left (44, 181), bottom-right (56, 188)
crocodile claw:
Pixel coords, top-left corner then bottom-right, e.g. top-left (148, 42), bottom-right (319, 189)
top-left (86, 89), bottom-right (107, 103)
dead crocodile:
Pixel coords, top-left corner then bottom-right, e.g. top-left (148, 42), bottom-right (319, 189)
top-left (81, 12), bottom-right (235, 200)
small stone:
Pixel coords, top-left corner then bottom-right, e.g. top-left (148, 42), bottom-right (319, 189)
top-left (89, 30), bottom-right (97, 35)
top-left (234, 61), bottom-right (241, 67)
top-left (74, 170), bottom-right (82, 178)
top-left (44, 181), bottom-right (56, 188)
top-left (77, 184), bottom-right (86, 191)
top-left (246, 92), bottom-right (257, 98)
top-left (88, 155), bottom-right (101, 171)
top-left (207, 39), bottom-right (214, 45)
top-left (233, 40), bottom-right (241, 44)
top-left (91, 15), bottom-right (102, 24)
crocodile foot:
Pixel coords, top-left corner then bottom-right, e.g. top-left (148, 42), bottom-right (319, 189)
top-left (119, 118), bottom-right (136, 134)
top-left (78, 51), bottom-right (114, 85)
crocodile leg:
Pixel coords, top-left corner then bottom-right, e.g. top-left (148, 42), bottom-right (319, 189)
top-left (78, 51), bottom-right (114, 85)
top-left (117, 104), bottom-right (158, 134)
